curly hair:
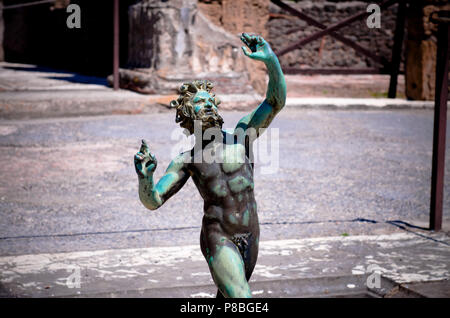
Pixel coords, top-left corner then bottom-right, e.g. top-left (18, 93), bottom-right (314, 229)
top-left (170, 80), bottom-right (221, 133)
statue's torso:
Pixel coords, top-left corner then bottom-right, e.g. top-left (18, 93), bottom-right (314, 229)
top-left (188, 141), bottom-right (258, 236)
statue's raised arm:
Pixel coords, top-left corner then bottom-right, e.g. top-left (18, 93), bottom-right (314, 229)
top-left (235, 33), bottom-right (287, 136)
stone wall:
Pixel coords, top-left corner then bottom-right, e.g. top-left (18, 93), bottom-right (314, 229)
top-left (0, 0), bottom-right (4, 62)
top-left (124, 0), bottom-right (269, 97)
top-left (267, 0), bottom-right (400, 70)
top-left (122, 0), bottom-right (449, 101)
top-left (405, 0), bottom-right (450, 100)
top-left (198, 0), bottom-right (269, 94)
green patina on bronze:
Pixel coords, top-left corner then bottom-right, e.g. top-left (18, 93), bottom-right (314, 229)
top-left (228, 213), bottom-right (238, 225)
top-left (242, 209), bottom-right (250, 226)
top-left (212, 183), bottom-right (228, 197)
top-left (228, 176), bottom-right (253, 194)
top-left (210, 244), bottom-right (251, 298)
top-left (134, 33), bottom-right (286, 298)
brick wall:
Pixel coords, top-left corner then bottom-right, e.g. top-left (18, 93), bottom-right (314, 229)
top-left (267, 0), bottom-right (400, 70)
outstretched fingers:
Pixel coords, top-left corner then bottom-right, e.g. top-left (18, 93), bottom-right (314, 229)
top-left (240, 33), bottom-right (257, 50)
top-left (242, 33), bottom-right (256, 45)
top-left (240, 33), bottom-right (269, 62)
top-left (241, 33), bottom-right (250, 43)
top-left (140, 139), bottom-right (150, 155)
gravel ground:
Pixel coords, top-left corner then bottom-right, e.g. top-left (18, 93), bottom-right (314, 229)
top-left (0, 108), bottom-right (448, 256)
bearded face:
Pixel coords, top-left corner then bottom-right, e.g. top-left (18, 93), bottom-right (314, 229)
top-left (171, 80), bottom-right (224, 135)
top-left (191, 91), bottom-right (224, 131)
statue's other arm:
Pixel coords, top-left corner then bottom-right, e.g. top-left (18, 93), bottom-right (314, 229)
top-left (236, 33), bottom-right (287, 135)
top-left (134, 140), bottom-right (190, 210)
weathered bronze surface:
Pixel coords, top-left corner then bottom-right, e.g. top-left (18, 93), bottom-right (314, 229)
top-left (134, 33), bottom-right (286, 298)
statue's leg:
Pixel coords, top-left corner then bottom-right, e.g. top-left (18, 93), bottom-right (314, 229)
top-left (201, 229), bottom-right (224, 298)
top-left (214, 233), bottom-right (258, 299)
top-left (200, 228), bottom-right (251, 298)
top-left (210, 241), bottom-right (252, 298)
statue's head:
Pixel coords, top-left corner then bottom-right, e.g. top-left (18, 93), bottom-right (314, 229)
top-left (170, 80), bottom-right (223, 134)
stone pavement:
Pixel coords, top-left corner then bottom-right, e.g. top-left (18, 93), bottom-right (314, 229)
top-left (1, 232), bottom-right (449, 298)
top-left (2, 110), bottom-right (450, 254)
top-left (1, 110), bottom-right (449, 297)
top-left (0, 62), bottom-right (262, 119)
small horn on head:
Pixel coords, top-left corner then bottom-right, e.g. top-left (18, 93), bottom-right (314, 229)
top-left (206, 81), bottom-right (213, 92)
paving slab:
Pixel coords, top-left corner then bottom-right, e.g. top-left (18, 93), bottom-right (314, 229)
top-left (1, 232), bottom-right (449, 298)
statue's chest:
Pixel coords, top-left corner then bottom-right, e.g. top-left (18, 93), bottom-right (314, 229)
top-left (192, 143), bottom-right (248, 179)
top-left (220, 143), bottom-right (247, 174)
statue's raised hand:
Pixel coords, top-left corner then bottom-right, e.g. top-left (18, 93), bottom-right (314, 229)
top-left (134, 139), bottom-right (157, 178)
top-left (240, 33), bottom-right (274, 63)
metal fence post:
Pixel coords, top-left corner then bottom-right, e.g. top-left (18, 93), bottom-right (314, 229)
top-left (113, 0), bottom-right (119, 91)
top-left (430, 11), bottom-right (450, 231)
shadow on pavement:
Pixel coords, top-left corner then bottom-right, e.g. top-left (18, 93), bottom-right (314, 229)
top-left (3, 65), bottom-right (109, 87)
